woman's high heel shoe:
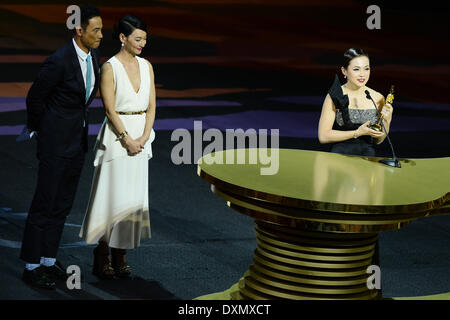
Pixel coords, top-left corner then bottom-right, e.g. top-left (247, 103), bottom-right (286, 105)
top-left (111, 248), bottom-right (131, 278)
top-left (92, 244), bottom-right (116, 280)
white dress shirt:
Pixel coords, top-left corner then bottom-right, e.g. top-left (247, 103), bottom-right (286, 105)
top-left (72, 38), bottom-right (95, 99)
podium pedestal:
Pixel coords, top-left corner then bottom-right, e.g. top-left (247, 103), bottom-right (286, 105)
top-left (198, 149), bottom-right (450, 300)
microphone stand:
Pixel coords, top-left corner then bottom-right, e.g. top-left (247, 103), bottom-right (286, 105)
top-left (365, 90), bottom-right (401, 168)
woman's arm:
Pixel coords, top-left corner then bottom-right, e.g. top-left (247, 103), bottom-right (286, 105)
top-left (318, 94), bottom-right (384, 144)
top-left (136, 60), bottom-right (156, 145)
top-left (100, 63), bottom-right (143, 155)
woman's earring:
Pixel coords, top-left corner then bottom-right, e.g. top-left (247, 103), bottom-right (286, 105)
top-left (121, 42), bottom-right (124, 47)
top-left (344, 75), bottom-right (347, 79)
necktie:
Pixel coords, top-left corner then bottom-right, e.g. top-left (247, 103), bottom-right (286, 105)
top-left (85, 54), bottom-right (92, 104)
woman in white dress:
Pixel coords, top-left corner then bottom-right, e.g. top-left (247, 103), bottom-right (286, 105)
top-left (79, 15), bottom-right (156, 279)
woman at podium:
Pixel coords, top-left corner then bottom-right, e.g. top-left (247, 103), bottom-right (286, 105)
top-left (318, 48), bottom-right (393, 156)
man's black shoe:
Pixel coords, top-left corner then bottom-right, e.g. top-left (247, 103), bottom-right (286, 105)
top-left (22, 266), bottom-right (56, 290)
top-left (43, 260), bottom-right (68, 281)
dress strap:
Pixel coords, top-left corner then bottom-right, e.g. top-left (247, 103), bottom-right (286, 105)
top-left (328, 74), bottom-right (349, 110)
top-left (106, 57), bottom-right (118, 90)
top-left (328, 74), bottom-right (355, 130)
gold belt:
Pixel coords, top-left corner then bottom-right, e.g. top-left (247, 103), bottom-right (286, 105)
top-left (116, 110), bottom-right (146, 115)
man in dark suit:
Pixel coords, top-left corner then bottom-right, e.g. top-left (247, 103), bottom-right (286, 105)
top-left (20, 4), bottom-right (103, 289)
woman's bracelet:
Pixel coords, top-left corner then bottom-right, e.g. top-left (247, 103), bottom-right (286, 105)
top-left (353, 130), bottom-right (358, 139)
top-left (116, 130), bottom-right (129, 141)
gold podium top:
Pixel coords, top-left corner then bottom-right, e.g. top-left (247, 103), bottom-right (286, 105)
top-left (198, 149), bottom-right (450, 215)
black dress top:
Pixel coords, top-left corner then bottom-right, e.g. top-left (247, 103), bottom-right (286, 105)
top-left (327, 75), bottom-right (378, 157)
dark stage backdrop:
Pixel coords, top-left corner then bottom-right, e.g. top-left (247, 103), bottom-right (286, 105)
top-left (0, 1), bottom-right (449, 156)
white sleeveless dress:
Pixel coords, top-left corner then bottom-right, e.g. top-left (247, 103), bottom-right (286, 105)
top-left (79, 56), bottom-right (155, 249)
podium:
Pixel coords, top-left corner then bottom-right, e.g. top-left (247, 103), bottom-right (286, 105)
top-left (197, 149), bottom-right (450, 300)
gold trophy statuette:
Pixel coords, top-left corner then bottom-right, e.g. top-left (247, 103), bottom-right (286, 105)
top-left (369, 85), bottom-right (394, 132)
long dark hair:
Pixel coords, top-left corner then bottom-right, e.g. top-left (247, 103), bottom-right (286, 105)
top-left (112, 14), bottom-right (147, 41)
top-left (342, 48), bottom-right (369, 69)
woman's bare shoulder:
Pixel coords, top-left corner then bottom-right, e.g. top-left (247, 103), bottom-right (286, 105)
top-left (366, 86), bottom-right (384, 100)
top-left (101, 61), bottom-right (113, 73)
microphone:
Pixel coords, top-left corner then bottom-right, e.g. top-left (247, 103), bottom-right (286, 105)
top-left (365, 90), bottom-right (401, 168)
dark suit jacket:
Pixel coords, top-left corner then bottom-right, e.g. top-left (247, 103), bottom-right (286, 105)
top-left (26, 40), bottom-right (100, 158)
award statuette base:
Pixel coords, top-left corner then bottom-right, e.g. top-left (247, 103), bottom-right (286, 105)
top-left (368, 124), bottom-right (382, 132)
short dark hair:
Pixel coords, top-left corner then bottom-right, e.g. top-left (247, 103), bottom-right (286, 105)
top-left (80, 4), bottom-right (101, 30)
top-left (112, 14), bottom-right (147, 41)
top-left (343, 48), bottom-right (369, 69)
